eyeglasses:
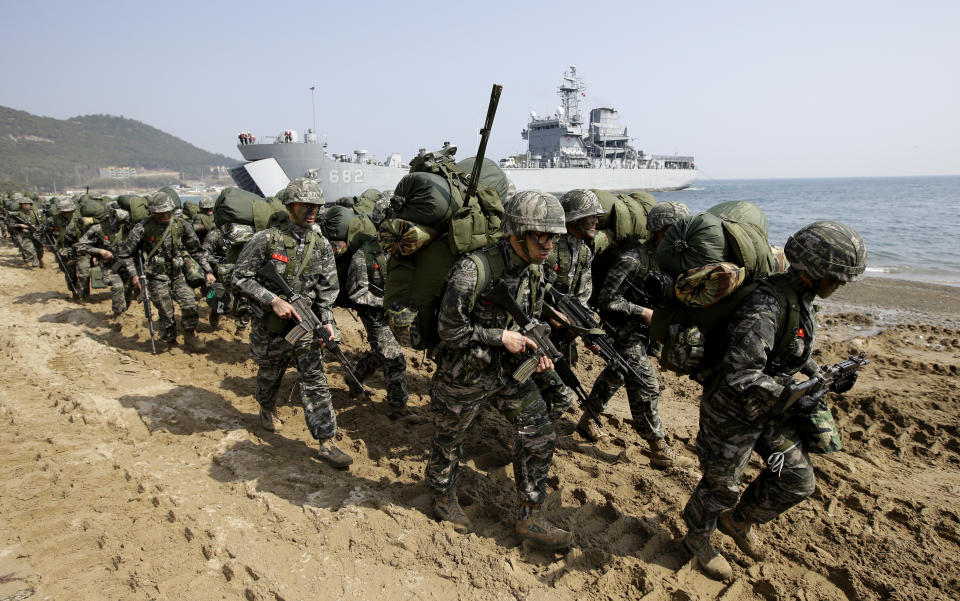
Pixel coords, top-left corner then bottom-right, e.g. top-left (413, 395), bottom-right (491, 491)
top-left (527, 232), bottom-right (559, 247)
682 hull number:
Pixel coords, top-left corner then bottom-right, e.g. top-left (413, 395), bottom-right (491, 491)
top-left (327, 169), bottom-right (364, 184)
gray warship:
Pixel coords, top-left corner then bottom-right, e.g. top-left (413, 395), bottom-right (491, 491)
top-left (501, 66), bottom-right (698, 192)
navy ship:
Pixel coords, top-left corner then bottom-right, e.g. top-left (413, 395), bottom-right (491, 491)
top-left (231, 66), bottom-right (696, 198)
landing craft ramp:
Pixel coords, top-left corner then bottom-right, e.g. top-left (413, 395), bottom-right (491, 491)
top-left (229, 158), bottom-right (290, 198)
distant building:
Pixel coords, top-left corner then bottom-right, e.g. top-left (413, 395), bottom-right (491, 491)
top-left (99, 166), bottom-right (137, 179)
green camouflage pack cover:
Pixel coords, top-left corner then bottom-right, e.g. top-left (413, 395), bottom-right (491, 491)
top-left (796, 402), bottom-right (842, 453)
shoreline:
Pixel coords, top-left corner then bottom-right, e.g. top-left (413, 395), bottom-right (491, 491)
top-left (815, 275), bottom-right (960, 328)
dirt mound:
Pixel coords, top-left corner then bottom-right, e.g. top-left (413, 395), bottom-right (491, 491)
top-left (1, 244), bottom-right (958, 601)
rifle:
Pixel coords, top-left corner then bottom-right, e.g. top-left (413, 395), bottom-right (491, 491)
top-left (772, 353), bottom-right (870, 415)
top-left (254, 262), bottom-right (365, 393)
top-left (544, 287), bottom-right (646, 384)
top-left (41, 225), bottom-right (84, 300)
top-left (465, 83), bottom-right (503, 201)
top-left (134, 252), bottom-right (158, 354)
top-left (483, 279), bottom-right (602, 428)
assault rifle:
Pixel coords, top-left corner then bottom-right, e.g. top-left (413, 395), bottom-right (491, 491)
top-left (255, 262), bottom-right (365, 393)
top-left (134, 252), bottom-right (157, 354)
top-left (40, 223), bottom-right (84, 300)
top-left (543, 287), bottom-right (646, 384)
top-left (465, 83), bottom-right (503, 201)
top-left (772, 353), bottom-right (870, 415)
top-left (483, 280), bottom-right (602, 428)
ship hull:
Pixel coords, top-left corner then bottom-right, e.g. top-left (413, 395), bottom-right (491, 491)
top-left (502, 166), bottom-right (698, 193)
top-left (238, 143), bottom-right (697, 197)
top-left (238, 143), bottom-right (407, 199)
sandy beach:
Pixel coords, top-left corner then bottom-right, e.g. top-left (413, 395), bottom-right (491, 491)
top-left (1, 242), bottom-right (958, 601)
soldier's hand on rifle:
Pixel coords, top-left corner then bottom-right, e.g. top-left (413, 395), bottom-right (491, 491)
top-left (319, 323), bottom-right (336, 349)
top-left (132, 277), bottom-right (142, 293)
top-left (270, 296), bottom-right (301, 321)
top-left (548, 310), bottom-right (570, 330)
top-left (99, 249), bottom-right (114, 260)
top-left (205, 272), bottom-right (216, 286)
top-left (795, 394), bottom-right (822, 415)
top-left (502, 330), bottom-right (537, 354)
top-left (640, 307), bottom-right (653, 325)
top-left (586, 342), bottom-right (602, 356)
top-left (535, 353), bottom-right (554, 373)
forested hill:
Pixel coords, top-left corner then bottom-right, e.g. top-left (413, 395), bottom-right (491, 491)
top-left (0, 106), bottom-right (238, 189)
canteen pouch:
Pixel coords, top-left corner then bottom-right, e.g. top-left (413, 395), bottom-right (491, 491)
top-left (90, 265), bottom-right (108, 289)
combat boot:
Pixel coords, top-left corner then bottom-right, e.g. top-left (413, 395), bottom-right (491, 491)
top-left (515, 502), bottom-right (573, 550)
top-left (648, 438), bottom-right (694, 469)
top-left (683, 532), bottom-right (732, 581)
top-left (317, 440), bottom-right (353, 469)
top-left (259, 407), bottom-right (282, 432)
top-left (182, 330), bottom-right (207, 353)
top-left (433, 491), bottom-right (471, 534)
top-left (719, 509), bottom-right (765, 561)
top-left (575, 412), bottom-right (606, 442)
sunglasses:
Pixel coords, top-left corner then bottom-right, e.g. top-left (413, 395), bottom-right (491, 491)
top-left (527, 232), bottom-right (559, 247)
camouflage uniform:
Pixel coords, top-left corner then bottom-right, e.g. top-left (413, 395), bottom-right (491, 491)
top-left (537, 233), bottom-right (593, 421)
top-left (12, 203), bottom-right (44, 267)
top-left (49, 204), bottom-right (85, 298)
top-left (682, 221), bottom-right (867, 580)
top-left (586, 242), bottom-right (665, 440)
top-left (232, 184), bottom-right (341, 443)
top-left (118, 209), bottom-right (212, 341)
top-left (425, 239), bottom-right (557, 506)
top-left (204, 222), bottom-right (256, 330)
top-left (75, 213), bottom-right (130, 315)
top-left (342, 241), bottom-right (409, 410)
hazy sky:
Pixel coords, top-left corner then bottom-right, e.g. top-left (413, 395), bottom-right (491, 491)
top-left (2, 0), bottom-right (957, 179)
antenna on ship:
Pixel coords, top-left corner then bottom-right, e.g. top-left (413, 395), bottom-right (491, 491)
top-left (559, 65), bottom-right (585, 128)
top-left (309, 86), bottom-right (317, 137)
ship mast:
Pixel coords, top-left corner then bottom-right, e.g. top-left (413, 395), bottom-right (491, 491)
top-left (558, 65), bottom-right (585, 130)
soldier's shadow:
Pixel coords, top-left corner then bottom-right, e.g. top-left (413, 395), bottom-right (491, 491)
top-left (15, 290), bottom-right (72, 305)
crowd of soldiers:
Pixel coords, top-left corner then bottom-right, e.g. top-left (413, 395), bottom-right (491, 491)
top-left (0, 182), bottom-right (867, 581)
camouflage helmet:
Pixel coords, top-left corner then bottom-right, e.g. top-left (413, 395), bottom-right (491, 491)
top-left (559, 189), bottom-right (604, 222)
top-left (57, 197), bottom-right (77, 212)
top-left (502, 191), bottom-right (566, 237)
top-left (11, 192), bottom-right (23, 201)
top-left (647, 201), bottom-right (690, 233)
top-left (198, 196), bottom-right (216, 210)
top-left (282, 178), bottom-right (324, 206)
top-left (148, 192), bottom-right (175, 213)
top-left (371, 197), bottom-right (391, 227)
top-left (784, 221), bottom-right (867, 282)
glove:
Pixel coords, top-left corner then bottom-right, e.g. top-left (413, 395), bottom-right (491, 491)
top-left (795, 394), bottom-right (822, 415)
top-left (830, 371), bottom-right (858, 394)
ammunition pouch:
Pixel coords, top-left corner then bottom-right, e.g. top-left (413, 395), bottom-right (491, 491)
top-left (90, 265), bottom-right (108, 289)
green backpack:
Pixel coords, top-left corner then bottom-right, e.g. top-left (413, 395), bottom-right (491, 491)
top-left (117, 195), bottom-right (150, 223)
top-left (214, 187), bottom-right (286, 231)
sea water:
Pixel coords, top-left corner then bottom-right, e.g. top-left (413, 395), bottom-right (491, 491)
top-left (656, 175), bottom-right (960, 287)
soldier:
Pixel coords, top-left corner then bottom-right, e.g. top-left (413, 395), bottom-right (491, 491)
top-left (75, 205), bottom-right (132, 318)
top-left (681, 222), bottom-right (867, 581)
top-left (332, 227), bottom-right (423, 424)
top-left (48, 198), bottom-right (86, 299)
top-left (536, 189), bottom-right (605, 423)
top-left (192, 196), bottom-right (217, 240)
top-left (232, 178), bottom-right (352, 469)
top-left (202, 220), bottom-right (255, 332)
top-left (578, 201), bottom-right (694, 470)
top-left (11, 195), bottom-right (45, 268)
top-left (425, 191), bottom-right (573, 550)
top-left (118, 192), bottom-right (215, 352)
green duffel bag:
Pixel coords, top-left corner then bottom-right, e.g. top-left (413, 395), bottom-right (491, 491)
top-left (456, 157), bottom-right (510, 203)
top-left (214, 187), bottom-right (286, 231)
top-left (79, 196), bottom-right (105, 221)
top-left (322, 205), bottom-right (377, 253)
top-left (708, 200), bottom-right (769, 237)
top-left (656, 212), bottom-right (729, 275)
top-left (391, 172), bottom-right (459, 228)
top-left (117, 195), bottom-right (150, 223)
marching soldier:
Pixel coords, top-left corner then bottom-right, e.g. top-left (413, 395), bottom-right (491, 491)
top-left (75, 206), bottom-right (132, 318)
top-left (682, 221), bottom-right (867, 580)
top-left (232, 178), bottom-right (352, 469)
top-left (425, 191), bottom-right (573, 550)
top-left (579, 202), bottom-right (694, 470)
top-left (118, 192), bottom-right (215, 351)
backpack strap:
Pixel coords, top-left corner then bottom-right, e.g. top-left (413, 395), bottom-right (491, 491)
top-left (768, 279), bottom-right (801, 364)
top-left (144, 218), bottom-right (176, 262)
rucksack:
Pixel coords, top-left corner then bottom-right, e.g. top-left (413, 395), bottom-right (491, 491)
top-left (381, 149), bottom-right (508, 349)
top-left (213, 187), bottom-right (287, 231)
top-left (588, 190), bottom-right (657, 306)
top-left (182, 201), bottom-right (201, 219)
top-left (650, 273), bottom-right (801, 379)
top-left (116, 195), bottom-right (150, 223)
